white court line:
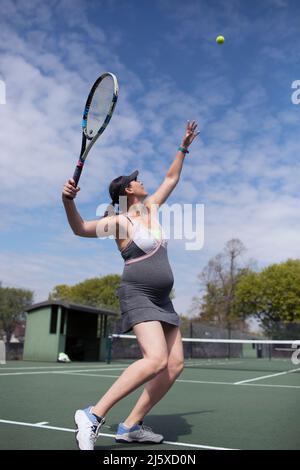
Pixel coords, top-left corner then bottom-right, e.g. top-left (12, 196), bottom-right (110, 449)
top-left (240, 383), bottom-right (300, 389)
top-left (56, 368), bottom-right (126, 374)
top-left (0, 365), bottom-right (123, 371)
top-left (234, 367), bottom-right (300, 385)
top-left (60, 372), bottom-right (300, 389)
top-left (65, 371), bottom-right (235, 385)
top-left (168, 378), bottom-right (300, 389)
top-left (1, 367), bottom-right (299, 389)
top-left (0, 419), bottom-right (235, 450)
top-left (35, 422), bottom-right (49, 425)
top-left (0, 371), bottom-right (70, 377)
top-left (0, 368), bottom-right (126, 377)
top-left (64, 372), bottom-right (125, 379)
top-left (184, 361), bottom-right (244, 367)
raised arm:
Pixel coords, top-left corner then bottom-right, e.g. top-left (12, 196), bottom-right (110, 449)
top-left (62, 179), bottom-right (118, 238)
top-left (145, 120), bottom-right (199, 208)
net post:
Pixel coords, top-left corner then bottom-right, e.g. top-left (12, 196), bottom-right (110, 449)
top-left (227, 324), bottom-right (231, 358)
top-left (0, 340), bottom-right (6, 365)
top-left (256, 343), bottom-right (262, 358)
top-left (106, 334), bottom-right (113, 364)
top-left (189, 320), bottom-right (193, 359)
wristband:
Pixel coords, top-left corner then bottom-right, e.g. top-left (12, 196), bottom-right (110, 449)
top-left (178, 146), bottom-right (189, 154)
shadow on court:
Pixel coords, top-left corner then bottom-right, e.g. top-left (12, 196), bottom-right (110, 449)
top-left (96, 410), bottom-right (214, 450)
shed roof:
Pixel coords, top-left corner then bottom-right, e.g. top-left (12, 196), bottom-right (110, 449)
top-left (26, 300), bottom-right (118, 317)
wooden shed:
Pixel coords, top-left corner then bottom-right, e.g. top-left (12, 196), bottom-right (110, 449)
top-left (23, 300), bottom-right (118, 362)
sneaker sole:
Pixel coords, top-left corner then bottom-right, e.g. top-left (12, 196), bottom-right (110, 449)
top-left (115, 437), bottom-right (164, 444)
top-left (74, 410), bottom-right (85, 450)
top-left (74, 410), bottom-right (96, 451)
top-left (74, 418), bottom-right (80, 450)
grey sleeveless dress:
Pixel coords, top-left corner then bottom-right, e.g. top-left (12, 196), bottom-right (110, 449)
top-left (116, 214), bottom-right (180, 334)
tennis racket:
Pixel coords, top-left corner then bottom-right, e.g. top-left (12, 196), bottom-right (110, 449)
top-left (71, 72), bottom-right (119, 188)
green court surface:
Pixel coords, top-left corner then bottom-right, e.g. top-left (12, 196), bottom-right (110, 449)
top-left (0, 359), bottom-right (299, 450)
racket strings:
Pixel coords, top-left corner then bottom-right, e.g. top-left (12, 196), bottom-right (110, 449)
top-left (87, 76), bottom-right (116, 137)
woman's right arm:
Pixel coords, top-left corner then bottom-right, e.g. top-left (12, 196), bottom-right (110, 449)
top-left (62, 179), bottom-right (118, 238)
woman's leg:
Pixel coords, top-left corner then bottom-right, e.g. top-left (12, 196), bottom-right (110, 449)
top-left (123, 323), bottom-right (184, 427)
top-left (92, 321), bottom-right (169, 418)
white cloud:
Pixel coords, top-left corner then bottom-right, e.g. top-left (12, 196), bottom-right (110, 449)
top-left (0, 240), bottom-right (123, 302)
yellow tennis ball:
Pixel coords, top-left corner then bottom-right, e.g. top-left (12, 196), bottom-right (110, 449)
top-left (216, 35), bottom-right (225, 44)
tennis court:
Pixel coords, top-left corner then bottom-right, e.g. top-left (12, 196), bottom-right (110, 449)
top-left (1, 341), bottom-right (299, 450)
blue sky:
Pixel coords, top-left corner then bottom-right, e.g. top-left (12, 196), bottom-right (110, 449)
top-left (1, 0), bottom-right (300, 317)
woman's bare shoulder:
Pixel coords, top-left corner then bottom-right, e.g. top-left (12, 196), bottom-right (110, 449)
top-left (144, 199), bottom-right (159, 214)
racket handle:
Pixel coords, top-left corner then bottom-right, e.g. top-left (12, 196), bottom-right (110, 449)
top-left (64, 162), bottom-right (84, 200)
top-left (73, 161), bottom-right (84, 186)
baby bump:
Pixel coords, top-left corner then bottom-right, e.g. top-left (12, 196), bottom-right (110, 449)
top-left (121, 250), bottom-right (174, 293)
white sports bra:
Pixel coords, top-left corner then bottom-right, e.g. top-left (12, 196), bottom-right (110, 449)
top-left (121, 214), bottom-right (166, 254)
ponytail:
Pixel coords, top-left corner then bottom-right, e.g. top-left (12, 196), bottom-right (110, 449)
top-left (101, 195), bottom-right (129, 219)
top-left (101, 201), bottom-right (119, 219)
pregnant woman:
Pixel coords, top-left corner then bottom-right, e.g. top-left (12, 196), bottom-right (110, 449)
top-left (62, 120), bottom-right (199, 450)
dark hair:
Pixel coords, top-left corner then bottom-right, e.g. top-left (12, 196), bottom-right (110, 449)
top-left (101, 170), bottom-right (138, 219)
top-left (102, 198), bottom-right (129, 219)
top-left (102, 202), bottom-right (118, 219)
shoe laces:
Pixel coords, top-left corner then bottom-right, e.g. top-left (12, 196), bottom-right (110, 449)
top-left (139, 424), bottom-right (152, 432)
top-left (90, 424), bottom-right (100, 440)
top-left (87, 418), bottom-right (105, 442)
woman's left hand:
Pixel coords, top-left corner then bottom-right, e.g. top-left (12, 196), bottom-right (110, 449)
top-left (181, 120), bottom-right (200, 149)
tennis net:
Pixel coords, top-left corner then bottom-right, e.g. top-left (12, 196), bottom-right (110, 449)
top-left (106, 334), bottom-right (300, 372)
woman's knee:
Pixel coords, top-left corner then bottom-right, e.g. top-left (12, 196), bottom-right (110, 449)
top-left (168, 358), bottom-right (184, 377)
top-left (133, 321), bottom-right (169, 373)
top-left (147, 355), bottom-right (168, 374)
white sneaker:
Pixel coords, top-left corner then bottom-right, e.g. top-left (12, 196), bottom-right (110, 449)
top-left (74, 406), bottom-right (105, 450)
top-left (115, 421), bottom-right (164, 444)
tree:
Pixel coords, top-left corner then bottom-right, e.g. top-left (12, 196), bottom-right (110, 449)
top-left (0, 284), bottom-right (33, 342)
top-left (234, 259), bottom-right (300, 338)
top-left (50, 275), bottom-right (176, 309)
top-left (49, 274), bottom-right (121, 311)
top-left (196, 239), bottom-right (253, 335)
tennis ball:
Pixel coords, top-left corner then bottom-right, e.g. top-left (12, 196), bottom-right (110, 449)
top-left (216, 35), bottom-right (225, 44)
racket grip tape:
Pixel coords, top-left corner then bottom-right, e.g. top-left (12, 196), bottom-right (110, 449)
top-left (73, 161), bottom-right (84, 186)
top-left (65, 162), bottom-right (84, 200)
